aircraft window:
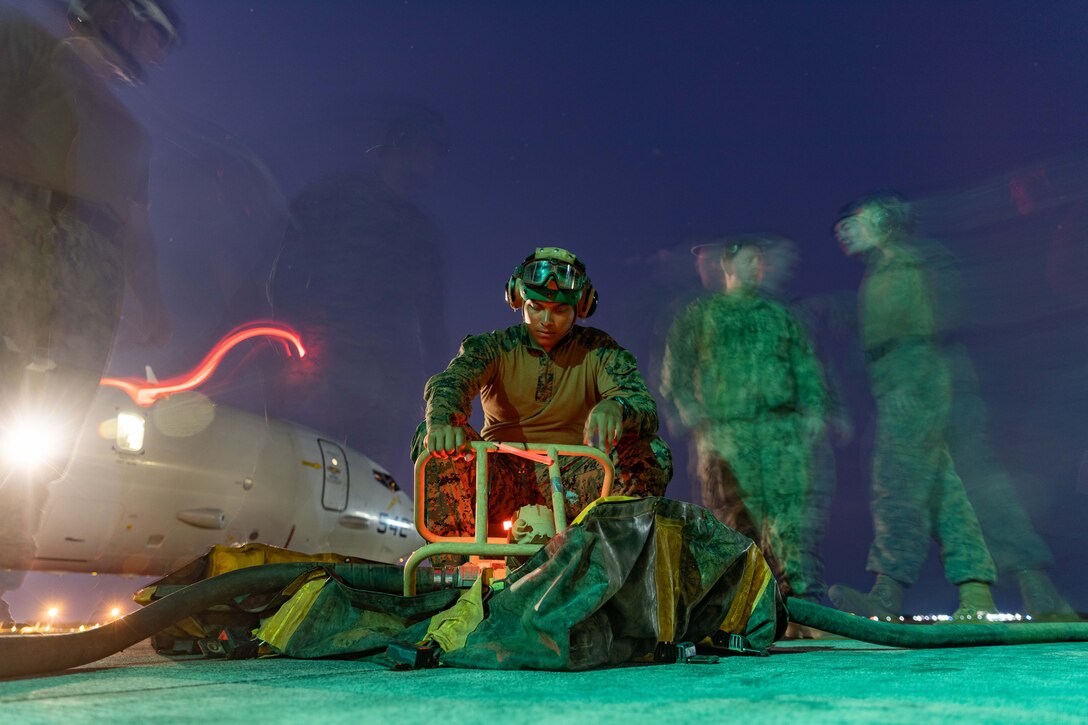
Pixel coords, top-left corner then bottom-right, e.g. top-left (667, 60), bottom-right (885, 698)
top-left (372, 470), bottom-right (400, 492)
top-left (318, 440), bottom-right (349, 512)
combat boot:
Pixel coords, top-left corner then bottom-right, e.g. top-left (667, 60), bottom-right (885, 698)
top-left (784, 594), bottom-right (822, 639)
top-left (828, 574), bottom-right (904, 619)
top-left (1017, 569), bottom-right (1078, 621)
top-left (952, 581), bottom-right (998, 621)
top-left (783, 621), bottom-right (821, 640)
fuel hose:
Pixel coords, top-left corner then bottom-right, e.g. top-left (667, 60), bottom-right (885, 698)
top-left (787, 597), bottom-right (1088, 647)
top-left (0, 562), bottom-right (435, 679)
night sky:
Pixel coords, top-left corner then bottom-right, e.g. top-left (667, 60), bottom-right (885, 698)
top-left (6, 0), bottom-right (1088, 620)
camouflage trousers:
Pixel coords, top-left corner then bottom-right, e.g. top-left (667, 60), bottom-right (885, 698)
top-left (944, 346), bottom-right (1053, 574)
top-left (694, 412), bottom-right (821, 600)
top-left (411, 422), bottom-right (673, 539)
top-left (866, 348), bottom-right (996, 586)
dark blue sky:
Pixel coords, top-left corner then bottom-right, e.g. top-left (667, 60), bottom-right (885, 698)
top-left (8, 0), bottom-right (1088, 617)
top-left (129, 1), bottom-right (1088, 323)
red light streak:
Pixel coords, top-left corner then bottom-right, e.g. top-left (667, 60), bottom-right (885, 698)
top-left (100, 322), bottom-right (306, 406)
top-left (492, 442), bottom-right (554, 465)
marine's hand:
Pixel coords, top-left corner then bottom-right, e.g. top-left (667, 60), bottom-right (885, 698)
top-left (426, 423), bottom-right (469, 460)
top-left (584, 399), bottom-right (624, 453)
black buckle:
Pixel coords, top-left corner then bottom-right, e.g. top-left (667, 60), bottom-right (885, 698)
top-left (385, 640), bottom-right (444, 669)
top-left (712, 631), bottom-right (769, 657)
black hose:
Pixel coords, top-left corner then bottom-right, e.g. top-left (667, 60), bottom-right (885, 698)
top-left (5, 571), bottom-right (1088, 679)
top-left (0, 562), bottom-right (432, 679)
top-left (788, 597), bottom-right (1088, 647)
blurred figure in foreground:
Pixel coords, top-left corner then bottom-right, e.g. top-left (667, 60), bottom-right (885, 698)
top-left (660, 236), bottom-right (828, 615)
top-left (269, 103), bottom-right (449, 488)
top-left (0, 0), bottom-right (176, 623)
top-left (830, 195), bottom-right (997, 620)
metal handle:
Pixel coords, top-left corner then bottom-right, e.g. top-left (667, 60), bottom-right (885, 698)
top-left (405, 440), bottom-right (615, 595)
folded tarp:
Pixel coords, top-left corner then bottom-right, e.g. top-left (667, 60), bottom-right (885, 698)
top-left (258, 497), bottom-right (785, 669)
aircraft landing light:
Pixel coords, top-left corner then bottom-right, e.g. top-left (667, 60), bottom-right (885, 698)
top-left (116, 412), bottom-right (146, 452)
top-left (2, 412), bottom-right (65, 467)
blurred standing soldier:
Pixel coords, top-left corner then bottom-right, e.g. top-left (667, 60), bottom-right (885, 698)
top-left (944, 348), bottom-right (1076, 618)
top-left (270, 104), bottom-right (449, 490)
top-left (415, 247), bottom-right (672, 540)
top-left (0, 0), bottom-right (176, 623)
top-left (793, 294), bottom-right (856, 613)
top-left (917, 230), bottom-right (1075, 619)
top-left (660, 236), bottom-right (829, 610)
top-left (830, 195), bottom-right (997, 620)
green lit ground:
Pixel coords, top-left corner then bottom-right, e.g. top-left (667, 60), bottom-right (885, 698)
top-left (2, 636), bottom-right (1086, 723)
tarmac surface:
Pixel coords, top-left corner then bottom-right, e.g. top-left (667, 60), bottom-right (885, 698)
top-left (2, 635), bottom-right (1087, 724)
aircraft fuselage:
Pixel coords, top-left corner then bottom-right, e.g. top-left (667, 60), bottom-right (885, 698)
top-left (25, 387), bottom-right (422, 576)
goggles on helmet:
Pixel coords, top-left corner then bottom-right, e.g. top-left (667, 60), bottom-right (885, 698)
top-left (521, 259), bottom-right (584, 291)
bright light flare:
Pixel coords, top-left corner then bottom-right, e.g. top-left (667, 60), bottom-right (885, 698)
top-left (2, 414), bottom-right (63, 467)
top-left (109, 607), bottom-right (122, 619)
top-left (101, 322), bottom-right (306, 406)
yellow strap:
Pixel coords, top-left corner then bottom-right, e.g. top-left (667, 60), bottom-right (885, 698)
top-left (206, 542), bottom-right (357, 578)
top-left (570, 495), bottom-right (642, 526)
top-left (718, 545), bottom-right (773, 635)
top-left (422, 577), bottom-right (486, 653)
top-left (653, 516), bottom-right (684, 642)
top-left (255, 575), bottom-right (329, 651)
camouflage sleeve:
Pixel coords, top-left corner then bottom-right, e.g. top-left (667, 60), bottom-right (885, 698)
top-left (423, 333), bottom-right (499, 428)
top-left (787, 312), bottom-right (829, 419)
top-left (660, 304), bottom-right (706, 429)
top-left (597, 345), bottom-right (660, 438)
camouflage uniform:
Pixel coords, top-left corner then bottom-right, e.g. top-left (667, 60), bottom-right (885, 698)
top-left (944, 347), bottom-right (1053, 574)
top-left (660, 292), bottom-right (828, 599)
top-left (859, 247), bottom-right (995, 586)
top-left (412, 324), bottom-right (672, 536)
top-left (917, 241), bottom-right (1054, 576)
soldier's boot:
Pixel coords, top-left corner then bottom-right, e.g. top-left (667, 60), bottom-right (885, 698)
top-left (828, 574), bottom-right (904, 619)
top-left (952, 581), bottom-right (998, 621)
top-left (784, 620), bottom-right (822, 640)
top-left (1017, 569), bottom-right (1078, 620)
top-left (785, 594), bottom-right (826, 639)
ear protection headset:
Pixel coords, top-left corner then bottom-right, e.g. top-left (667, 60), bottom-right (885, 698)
top-left (504, 247), bottom-right (598, 318)
top-left (855, 194), bottom-right (914, 239)
top-left (876, 196), bottom-right (914, 237)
